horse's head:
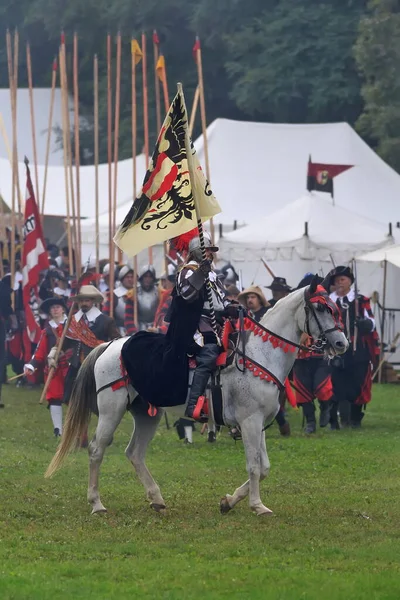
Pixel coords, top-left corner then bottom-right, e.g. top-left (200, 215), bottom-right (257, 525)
top-left (301, 275), bottom-right (348, 356)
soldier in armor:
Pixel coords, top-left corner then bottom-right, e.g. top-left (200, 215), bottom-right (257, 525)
top-left (329, 266), bottom-right (379, 428)
top-left (103, 265), bottom-right (134, 336)
top-left (177, 232), bottom-right (238, 421)
top-left (24, 298), bottom-right (69, 436)
top-left (136, 265), bottom-right (159, 331)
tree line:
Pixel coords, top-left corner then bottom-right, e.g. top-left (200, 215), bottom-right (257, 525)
top-left (0, 0), bottom-right (399, 171)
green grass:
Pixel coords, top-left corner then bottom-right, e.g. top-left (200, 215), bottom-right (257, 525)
top-left (1, 383), bottom-right (400, 600)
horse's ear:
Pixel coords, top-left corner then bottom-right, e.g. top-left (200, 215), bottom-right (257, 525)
top-left (308, 274), bottom-right (319, 294)
top-left (320, 274), bottom-right (331, 293)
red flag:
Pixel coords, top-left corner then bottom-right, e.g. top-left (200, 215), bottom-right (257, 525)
top-left (153, 30), bottom-right (160, 45)
top-left (193, 37), bottom-right (201, 62)
top-left (22, 160), bottom-right (49, 342)
top-left (307, 158), bottom-right (353, 197)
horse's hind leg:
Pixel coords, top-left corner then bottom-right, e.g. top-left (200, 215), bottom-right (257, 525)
top-left (87, 389), bottom-right (126, 515)
top-left (126, 406), bottom-right (166, 512)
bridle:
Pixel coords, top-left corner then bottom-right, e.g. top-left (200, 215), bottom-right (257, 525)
top-left (234, 284), bottom-right (344, 381)
top-left (303, 285), bottom-right (344, 352)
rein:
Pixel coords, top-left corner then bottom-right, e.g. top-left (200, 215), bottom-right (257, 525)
top-left (233, 285), bottom-right (344, 387)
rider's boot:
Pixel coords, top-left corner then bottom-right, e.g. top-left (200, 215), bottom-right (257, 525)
top-left (302, 401), bottom-right (316, 434)
top-left (185, 344), bottom-right (219, 422)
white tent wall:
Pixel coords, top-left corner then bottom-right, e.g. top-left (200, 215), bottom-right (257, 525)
top-left (0, 88), bottom-right (66, 166)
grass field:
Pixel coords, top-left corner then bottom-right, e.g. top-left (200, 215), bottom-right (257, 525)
top-left (1, 382), bottom-right (400, 600)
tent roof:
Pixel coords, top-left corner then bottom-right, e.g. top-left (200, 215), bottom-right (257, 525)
top-left (357, 244), bottom-right (400, 268)
top-left (195, 119), bottom-right (400, 226)
top-left (220, 193), bottom-right (396, 253)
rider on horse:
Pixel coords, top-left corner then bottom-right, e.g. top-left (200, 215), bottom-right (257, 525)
top-left (177, 232), bottom-right (239, 420)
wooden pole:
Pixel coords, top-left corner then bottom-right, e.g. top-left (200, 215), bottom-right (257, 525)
top-left (39, 303), bottom-right (76, 404)
top-left (59, 47), bottom-right (73, 276)
top-left (131, 41), bottom-right (139, 330)
top-left (42, 57), bottom-right (57, 216)
top-left (0, 113), bottom-right (13, 245)
top-left (73, 32), bottom-right (82, 271)
top-left (379, 259), bottom-right (388, 384)
top-left (6, 30), bottom-right (16, 305)
top-left (153, 31), bottom-right (162, 133)
top-left (13, 30), bottom-right (23, 224)
top-left (94, 54), bottom-right (100, 275)
top-left (189, 86), bottom-right (200, 136)
top-left (195, 39), bottom-right (214, 243)
top-left (113, 32), bottom-right (122, 245)
top-left (106, 34), bottom-right (115, 315)
top-left (142, 32), bottom-right (152, 264)
top-left (26, 42), bottom-right (40, 208)
top-left (131, 39), bottom-right (138, 201)
top-left (61, 36), bottom-right (81, 277)
top-left (158, 54), bottom-right (170, 276)
top-left (142, 32), bottom-right (149, 165)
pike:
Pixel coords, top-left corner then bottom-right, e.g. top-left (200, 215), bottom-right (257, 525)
top-left (353, 259), bottom-right (359, 352)
top-left (260, 258), bottom-right (276, 280)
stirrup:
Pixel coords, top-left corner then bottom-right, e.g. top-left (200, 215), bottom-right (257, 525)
top-left (192, 396), bottom-right (209, 422)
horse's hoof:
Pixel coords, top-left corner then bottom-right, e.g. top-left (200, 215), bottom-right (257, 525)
top-left (91, 505), bottom-right (107, 515)
top-left (252, 505), bottom-right (273, 517)
top-left (220, 496), bottom-right (233, 515)
top-left (150, 503), bottom-right (167, 513)
top-left (208, 431), bottom-right (216, 443)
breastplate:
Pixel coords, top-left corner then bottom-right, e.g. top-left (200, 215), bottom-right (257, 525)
top-left (114, 296), bottom-right (126, 325)
top-left (137, 287), bottom-right (159, 324)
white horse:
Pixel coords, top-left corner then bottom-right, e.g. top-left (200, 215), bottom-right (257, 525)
top-left (46, 278), bottom-right (347, 517)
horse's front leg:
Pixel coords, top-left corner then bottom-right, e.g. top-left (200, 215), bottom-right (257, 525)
top-left (221, 414), bottom-right (272, 516)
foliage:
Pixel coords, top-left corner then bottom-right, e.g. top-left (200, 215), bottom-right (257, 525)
top-left (355, 0), bottom-right (400, 172)
top-left (1, 382), bottom-right (400, 599)
top-left (2, 0), bottom-right (400, 171)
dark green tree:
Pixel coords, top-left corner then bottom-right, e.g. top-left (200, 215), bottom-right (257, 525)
top-left (355, 0), bottom-right (400, 171)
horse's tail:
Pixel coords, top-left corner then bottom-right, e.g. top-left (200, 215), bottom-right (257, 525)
top-left (45, 343), bottom-right (109, 478)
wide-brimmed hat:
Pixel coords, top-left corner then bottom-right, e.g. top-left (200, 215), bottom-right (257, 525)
top-left (70, 284), bottom-right (104, 303)
top-left (296, 273), bottom-right (323, 290)
top-left (238, 285), bottom-right (269, 308)
top-left (40, 297), bottom-right (68, 315)
top-left (265, 277), bottom-right (292, 292)
top-left (328, 265), bottom-right (354, 287)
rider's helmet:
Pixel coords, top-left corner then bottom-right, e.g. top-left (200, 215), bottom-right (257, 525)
top-left (188, 231), bottom-right (219, 262)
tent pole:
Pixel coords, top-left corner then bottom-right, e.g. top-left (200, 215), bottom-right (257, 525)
top-left (379, 258), bottom-right (388, 384)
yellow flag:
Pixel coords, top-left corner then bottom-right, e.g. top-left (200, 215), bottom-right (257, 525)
top-left (131, 39), bottom-right (143, 65)
top-left (156, 55), bottom-right (165, 82)
top-left (114, 89), bottom-right (221, 257)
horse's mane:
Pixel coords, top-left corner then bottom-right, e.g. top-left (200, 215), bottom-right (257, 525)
top-left (260, 287), bottom-right (305, 328)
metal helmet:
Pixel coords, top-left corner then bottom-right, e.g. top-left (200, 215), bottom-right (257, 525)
top-left (188, 232), bottom-right (219, 262)
top-left (138, 264), bottom-right (156, 280)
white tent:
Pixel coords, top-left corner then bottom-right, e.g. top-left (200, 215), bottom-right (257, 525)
top-left (194, 119), bottom-right (400, 227)
top-left (0, 88), bottom-right (67, 166)
top-left (358, 244), bottom-right (400, 269)
top-left (218, 192), bottom-right (398, 295)
top-left (3, 117), bottom-right (400, 226)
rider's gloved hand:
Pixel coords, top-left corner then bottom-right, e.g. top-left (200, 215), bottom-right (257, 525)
top-left (199, 259), bottom-right (212, 276)
top-left (223, 304), bottom-right (240, 319)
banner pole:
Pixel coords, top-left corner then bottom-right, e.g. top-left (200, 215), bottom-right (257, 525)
top-left (178, 82), bottom-right (219, 343)
top-left (26, 42), bottom-right (40, 210)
